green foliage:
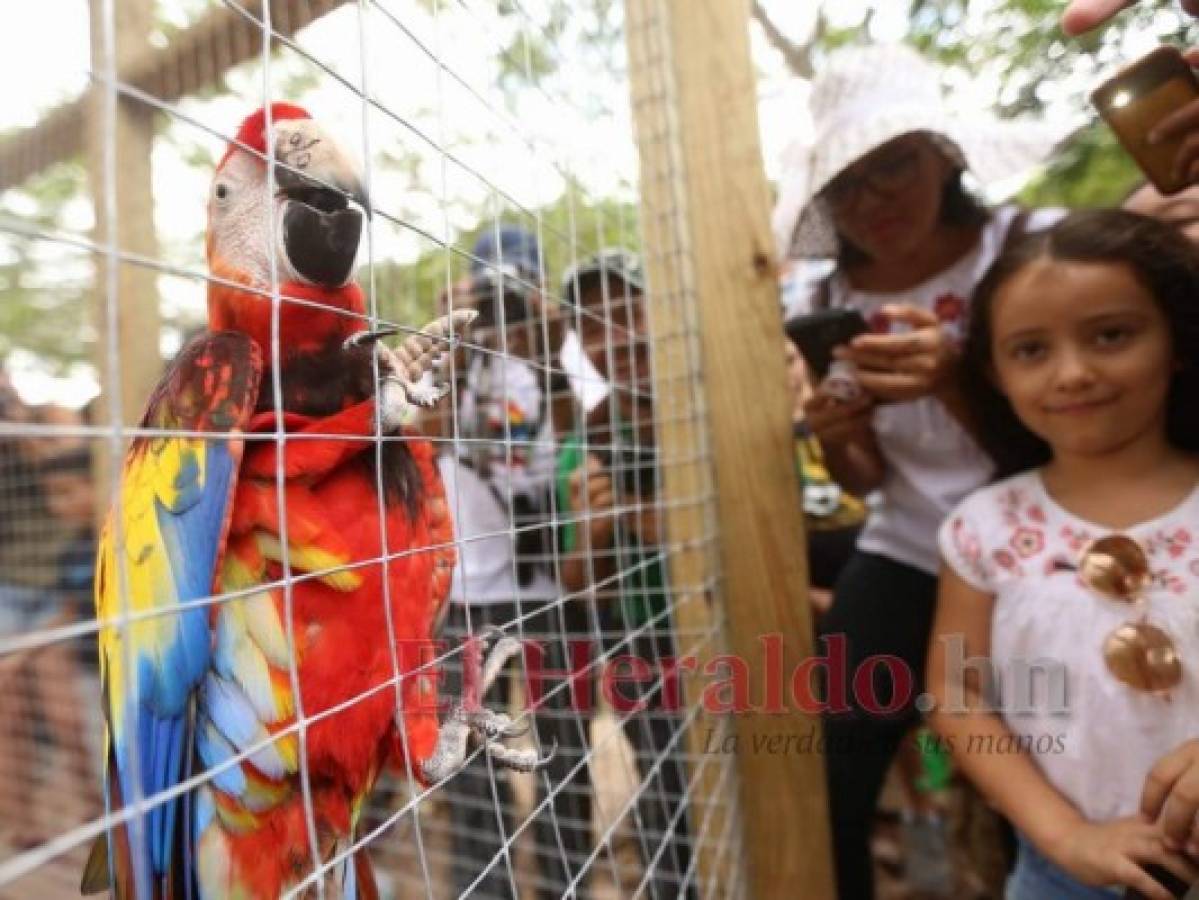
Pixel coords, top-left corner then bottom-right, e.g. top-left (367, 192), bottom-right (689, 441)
top-left (1018, 123), bottom-right (1143, 208)
top-left (366, 182), bottom-right (641, 327)
top-left (903, 0), bottom-right (1182, 117)
top-left (907, 0), bottom-right (1183, 205)
top-left (0, 162), bottom-right (93, 374)
top-left (787, 1), bottom-right (1182, 211)
top-left (490, 0), bottom-right (625, 91)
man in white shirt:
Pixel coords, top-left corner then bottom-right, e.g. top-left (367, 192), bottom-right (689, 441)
top-left (436, 225), bottom-right (595, 899)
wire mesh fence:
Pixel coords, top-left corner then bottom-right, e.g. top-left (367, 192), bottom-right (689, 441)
top-left (0, 0), bottom-right (751, 897)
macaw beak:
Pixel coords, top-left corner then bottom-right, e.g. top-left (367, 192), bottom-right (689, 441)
top-left (272, 118), bottom-right (370, 288)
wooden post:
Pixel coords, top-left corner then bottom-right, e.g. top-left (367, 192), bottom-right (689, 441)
top-left (625, 2), bottom-right (836, 898)
top-left (86, 0), bottom-right (161, 436)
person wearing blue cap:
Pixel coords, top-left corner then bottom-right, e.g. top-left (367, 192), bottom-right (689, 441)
top-left (436, 224), bottom-right (589, 899)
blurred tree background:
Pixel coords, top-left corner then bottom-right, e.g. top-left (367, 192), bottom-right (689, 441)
top-left (752, 0), bottom-right (1190, 206)
top-left (0, 0), bottom-right (1191, 403)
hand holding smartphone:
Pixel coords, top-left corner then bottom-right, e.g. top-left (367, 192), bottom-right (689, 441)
top-left (785, 309), bottom-right (870, 403)
top-left (1122, 861), bottom-right (1193, 899)
top-left (1093, 46), bottom-right (1199, 195)
top-left (784, 309), bottom-right (870, 381)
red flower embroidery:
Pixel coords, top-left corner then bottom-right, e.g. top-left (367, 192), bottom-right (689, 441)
top-left (951, 518), bottom-right (989, 583)
top-left (1060, 525), bottom-right (1092, 553)
top-left (1011, 527), bottom-right (1044, 559)
top-left (1027, 504), bottom-right (1046, 524)
top-left (1158, 573), bottom-right (1187, 596)
top-left (999, 489), bottom-right (1025, 527)
top-left (1165, 528), bottom-right (1192, 559)
top-left (993, 549), bottom-right (1017, 571)
top-left (934, 293), bottom-right (966, 323)
top-left (953, 518), bottom-right (980, 558)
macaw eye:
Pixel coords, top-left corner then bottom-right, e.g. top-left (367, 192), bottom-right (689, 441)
top-left (215, 183), bottom-right (229, 201)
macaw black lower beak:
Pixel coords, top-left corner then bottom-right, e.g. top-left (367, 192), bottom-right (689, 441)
top-left (282, 200), bottom-right (363, 288)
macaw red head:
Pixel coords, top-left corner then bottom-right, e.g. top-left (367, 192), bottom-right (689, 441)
top-left (206, 103), bottom-right (373, 351)
top-left (207, 103), bottom-right (370, 292)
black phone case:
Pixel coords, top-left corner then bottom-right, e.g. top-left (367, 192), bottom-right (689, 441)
top-left (784, 309), bottom-right (870, 379)
top-left (1123, 862), bottom-right (1192, 899)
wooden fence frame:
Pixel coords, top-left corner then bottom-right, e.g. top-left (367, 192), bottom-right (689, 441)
top-left (626, 1), bottom-right (834, 897)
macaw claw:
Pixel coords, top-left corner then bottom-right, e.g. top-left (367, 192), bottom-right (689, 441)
top-left (403, 371), bottom-right (452, 408)
top-left (355, 310), bottom-right (477, 431)
top-left (418, 625), bottom-right (555, 784)
top-left (342, 326), bottom-right (400, 350)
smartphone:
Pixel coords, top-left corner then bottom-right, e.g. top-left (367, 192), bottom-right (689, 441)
top-left (784, 309), bottom-right (870, 380)
top-left (1122, 862), bottom-right (1192, 899)
top-left (1092, 46), bottom-right (1199, 195)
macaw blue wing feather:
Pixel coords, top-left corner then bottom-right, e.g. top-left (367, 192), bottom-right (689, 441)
top-left (86, 330), bottom-right (261, 898)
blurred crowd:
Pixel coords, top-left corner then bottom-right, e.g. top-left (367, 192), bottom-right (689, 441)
top-left (419, 228), bottom-right (695, 899)
top-left (0, 384), bottom-right (98, 848)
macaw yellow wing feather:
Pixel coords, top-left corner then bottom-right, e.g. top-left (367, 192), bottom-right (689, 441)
top-left (86, 331), bottom-right (261, 897)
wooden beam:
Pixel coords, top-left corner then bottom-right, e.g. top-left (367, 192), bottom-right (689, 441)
top-left (86, 0), bottom-right (161, 440)
top-left (625, 1), bottom-right (836, 898)
top-left (0, 0), bottom-right (349, 193)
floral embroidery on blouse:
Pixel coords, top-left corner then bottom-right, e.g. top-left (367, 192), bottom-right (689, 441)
top-left (1146, 527), bottom-right (1192, 560)
top-left (868, 309), bottom-right (892, 334)
top-left (933, 293), bottom-right (966, 324)
top-left (992, 548), bottom-right (1021, 575)
top-left (1011, 526), bottom-right (1045, 559)
top-left (946, 477), bottom-right (1199, 596)
top-left (950, 516), bottom-right (989, 585)
top-left (1060, 524), bottom-right (1093, 554)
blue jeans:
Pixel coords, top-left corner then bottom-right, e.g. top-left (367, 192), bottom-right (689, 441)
top-left (1006, 836), bottom-right (1122, 900)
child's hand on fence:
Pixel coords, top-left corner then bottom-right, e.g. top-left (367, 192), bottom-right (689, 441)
top-left (1047, 815), bottom-right (1199, 899)
top-left (1141, 739), bottom-right (1199, 856)
top-left (804, 390), bottom-right (874, 449)
top-left (570, 454), bottom-right (617, 550)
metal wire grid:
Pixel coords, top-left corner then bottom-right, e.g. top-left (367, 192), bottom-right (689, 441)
top-left (0, 0), bottom-right (748, 896)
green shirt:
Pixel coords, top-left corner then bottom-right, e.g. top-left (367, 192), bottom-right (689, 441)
top-left (556, 432), bottom-right (665, 629)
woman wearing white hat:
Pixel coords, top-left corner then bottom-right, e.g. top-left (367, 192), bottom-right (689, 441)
top-left (774, 43), bottom-right (1064, 898)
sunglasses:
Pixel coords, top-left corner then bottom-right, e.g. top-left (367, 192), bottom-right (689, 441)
top-left (1061, 534), bottom-right (1182, 695)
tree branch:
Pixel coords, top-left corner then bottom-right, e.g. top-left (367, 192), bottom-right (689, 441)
top-left (750, 0), bottom-right (818, 78)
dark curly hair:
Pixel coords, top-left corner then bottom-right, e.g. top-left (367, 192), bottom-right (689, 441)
top-left (960, 208), bottom-right (1199, 479)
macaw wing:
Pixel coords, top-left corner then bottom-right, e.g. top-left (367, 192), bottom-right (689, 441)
top-left (86, 330), bottom-right (261, 896)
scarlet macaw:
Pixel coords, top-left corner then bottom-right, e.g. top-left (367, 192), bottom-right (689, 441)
top-left (82, 103), bottom-right (543, 899)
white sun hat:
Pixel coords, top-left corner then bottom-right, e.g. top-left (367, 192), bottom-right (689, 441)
top-left (772, 43), bottom-right (1069, 260)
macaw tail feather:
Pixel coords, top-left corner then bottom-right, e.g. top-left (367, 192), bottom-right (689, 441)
top-left (80, 831), bottom-right (112, 895)
top-left (349, 847), bottom-right (380, 900)
top-left (80, 765), bottom-right (132, 896)
top-left (80, 755), bottom-right (192, 899)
